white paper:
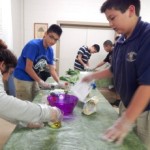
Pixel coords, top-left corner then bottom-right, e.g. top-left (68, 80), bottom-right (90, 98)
top-left (70, 81), bottom-right (92, 102)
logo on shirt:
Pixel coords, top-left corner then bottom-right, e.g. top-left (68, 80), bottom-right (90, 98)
top-left (126, 51), bottom-right (137, 62)
top-left (34, 59), bottom-right (47, 71)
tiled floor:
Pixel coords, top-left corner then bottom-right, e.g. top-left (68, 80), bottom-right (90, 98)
top-left (0, 118), bottom-right (16, 150)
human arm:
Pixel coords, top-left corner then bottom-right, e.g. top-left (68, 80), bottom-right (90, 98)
top-left (82, 68), bottom-right (113, 83)
top-left (0, 82), bottom-right (63, 128)
top-left (102, 85), bottom-right (150, 145)
top-left (25, 58), bottom-right (41, 82)
top-left (93, 53), bottom-right (110, 70)
top-left (77, 54), bottom-right (89, 69)
top-left (49, 64), bottom-right (59, 83)
top-left (47, 64), bottom-right (66, 89)
top-left (101, 34), bottom-right (150, 144)
top-left (93, 61), bottom-right (106, 70)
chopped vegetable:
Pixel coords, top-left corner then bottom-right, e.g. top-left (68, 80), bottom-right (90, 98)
top-left (66, 68), bottom-right (79, 75)
top-left (48, 122), bottom-right (61, 129)
top-left (60, 75), bottom-right (79, 84)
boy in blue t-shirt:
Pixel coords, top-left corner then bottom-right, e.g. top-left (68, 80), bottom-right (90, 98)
top-left (14, 24), bottom-right (63, 101)
top-left (82, 0), bottom-right (150, 148)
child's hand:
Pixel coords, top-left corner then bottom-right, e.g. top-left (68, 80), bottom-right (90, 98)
top-left (38, 80), bottom-right (51, 89)
top-left (51, 82), bottom-right (66, 89)
top-left (101, 113), bottom-right (133, 145)
top-left (83, 64), bottom-right (90, 71)
top-left (50, 107), bottom-right (63, 123)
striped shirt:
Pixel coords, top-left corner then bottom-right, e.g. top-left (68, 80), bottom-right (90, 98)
top-left (74, 45), bottom-right (91, 70)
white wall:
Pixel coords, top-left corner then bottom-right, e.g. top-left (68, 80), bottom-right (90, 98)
top-left (11, 0), bottom-right (150, 57)
top-left (13, 0), bottom-right (108, 56)
top-left (0, 0), bottom-right (13, 49)
top-left (141, 0), bottom-right (150, 22)
top-left (11, 0), bottom-right (24, 57)
top-left (23, 0), bottom-right (107, 44)
top-left (23, 0), bottom-right (150, 41)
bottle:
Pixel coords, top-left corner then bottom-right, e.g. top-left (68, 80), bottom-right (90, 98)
top-left (64, 82), bottom-right (70, 94)
top-left (91, 81), bottom-right (96, 89)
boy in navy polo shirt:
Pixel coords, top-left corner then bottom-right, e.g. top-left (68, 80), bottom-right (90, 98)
top-left (81, 0), bottom-right (150, 148)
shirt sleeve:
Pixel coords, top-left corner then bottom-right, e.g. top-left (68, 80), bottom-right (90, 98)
top-left (78, 46), bottom-right (85, 55)
top-left (136, 35), bottom-right (150, 85)
top-left (22, 42), bottom-right (38, 62)
top-left (0, 74), bottom-right (51, 125)
top-left (103, 53), bottom-right (110, 62)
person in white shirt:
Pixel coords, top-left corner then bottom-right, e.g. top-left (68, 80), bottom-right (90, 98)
top-left (0, 39), bottom-right (63, 128)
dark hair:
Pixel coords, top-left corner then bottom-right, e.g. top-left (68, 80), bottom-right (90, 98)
top-left (47, 24), bottom-right (62, 36)
top-left (93, 44), bottom-right (100, 52)
top-left (103, 40), bottom-right (113, 46)
top-left (0, 40), bottom-right (17, 73)
top-left (0, 39), bottom-right (8, 49)
top-left (101, 0), bottom-right (141, 16)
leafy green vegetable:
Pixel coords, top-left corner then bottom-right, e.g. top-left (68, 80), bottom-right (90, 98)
top-left (60, 74), bottom-right (79, 84)
top-left (60, 69), bottom-right (79, 84)
top-left (66, 68), bottom-right (79, 75)
top-left (59, 76), bottom-right (70, 82)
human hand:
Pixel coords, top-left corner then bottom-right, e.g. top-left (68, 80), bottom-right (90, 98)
top-left (83, 64), bottom-right (90, 71)
top-left (22, 105), bottom-right (63, 129)
top-left (26, 109), bottom-right (63, 129)
top-left (91, 67), bottom-right (96, 71)
top-left (101, 113), bottom-right (133, 145)
top-left (86, 67), bottom-right (96, 72)
top-left (50, 107), bottom-right (63, 123)
top-left (58, 82), bottom-right (67, 89)
top-left (38, 80), bottom-right (51, 89)
top-left (51, 82), bottom-right (66, 89)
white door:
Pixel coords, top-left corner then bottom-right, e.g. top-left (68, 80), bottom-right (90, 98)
top-left (86, 28), bottom-right (115, 69)
top-left (58, 25), bottom-right (115, 76)
top-left (59, 26), bottom-right (87, 76)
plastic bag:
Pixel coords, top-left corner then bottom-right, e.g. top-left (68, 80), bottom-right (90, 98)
top-left (70, 81), bottom-right (93, 102)
top-left (82, 96), bottom-right (99, 115)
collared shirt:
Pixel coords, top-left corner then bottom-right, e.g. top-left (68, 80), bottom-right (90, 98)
top-left (74, 45), bottom-right (91, 70)
top-left (111, 17), bottom-right (150, 111)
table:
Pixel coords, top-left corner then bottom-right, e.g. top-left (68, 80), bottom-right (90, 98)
top-left (3, 79), bottom-right (146, 150)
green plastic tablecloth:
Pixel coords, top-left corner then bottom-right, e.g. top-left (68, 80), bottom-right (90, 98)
top-left (3, 88), bottom-right (146, 150)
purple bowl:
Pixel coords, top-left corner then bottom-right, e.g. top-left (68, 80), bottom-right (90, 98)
top-left (47, 94), bottom-right (78, 115)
